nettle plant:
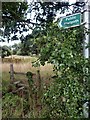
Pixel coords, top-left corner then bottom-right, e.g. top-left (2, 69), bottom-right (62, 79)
top-left (34, 23), bottom-right (90, 118)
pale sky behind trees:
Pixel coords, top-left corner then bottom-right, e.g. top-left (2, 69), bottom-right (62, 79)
top-left (1, 0), bottom-right (76, 46)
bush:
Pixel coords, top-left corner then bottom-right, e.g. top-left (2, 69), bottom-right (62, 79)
top-left (34, 23), bottom-right (90, 118)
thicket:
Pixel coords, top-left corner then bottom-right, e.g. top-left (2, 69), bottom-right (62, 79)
top-left (33, 23), bottom-right (90, 118)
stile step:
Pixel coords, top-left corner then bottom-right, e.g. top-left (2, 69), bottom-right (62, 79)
top-left (13, 81), bottom-right (21, 85)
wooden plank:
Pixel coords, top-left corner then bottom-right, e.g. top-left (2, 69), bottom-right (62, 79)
top-left (18, 87), bottom-right (24, 90)
top-left (17, 83), bottom-right (29, 88)
top-left (13, 81), bottom-right (21, 85)
top-left (14, 72), bottom-right (26, 75)
top-left (10, 87), bottom-right (24, 94)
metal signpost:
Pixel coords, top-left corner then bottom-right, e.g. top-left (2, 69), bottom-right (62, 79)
top-left (58, 13), bottom-right (81, 29)
top-left (82, 0), bottom-right (90, 118)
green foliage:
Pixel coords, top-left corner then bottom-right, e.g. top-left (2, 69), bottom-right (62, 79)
top-left (2, 2), bottom-right (28, 41)
top-left (26, 71), bottom-right (34, 86)
top-left (1, 2), bottom-right (70, 42)
top-left (2, 93), bottom-right (23, 118)
top-left (12, 38), bottom-right (38, 56)
top-left (34, 23), bottom-right (85, 66)
top-left (34, 23), bottom-right (90, 118)
top-left (0, 45), bottom-right (12, 58)
top-left (20, 35), bottom-right (38, 56)
top-left (2, 2), bottom-right (28, 25)
top-left (12, 43), bottom-right (21, 55)
top-left (43, 78), bottom-right (84, 118)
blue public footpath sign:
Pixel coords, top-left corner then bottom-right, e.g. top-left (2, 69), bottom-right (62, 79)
top-left (58, 13), bottom-right (81, 29)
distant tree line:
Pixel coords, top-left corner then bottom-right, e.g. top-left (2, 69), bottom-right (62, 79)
top-left (0, 45), bottom-right (12, 58)
top-left (0, 39), bottom-right (38, 58)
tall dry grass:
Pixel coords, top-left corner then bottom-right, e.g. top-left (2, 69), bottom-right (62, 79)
top-left (2, 55), bottom-right (54, 81)
top-left (2, 62), bottom-right (54, 78)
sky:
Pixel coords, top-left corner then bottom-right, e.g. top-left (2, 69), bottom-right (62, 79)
top-left (68, 0), bottom-right (76, 3)
top-left (1, 0), bottom-right (76, 46)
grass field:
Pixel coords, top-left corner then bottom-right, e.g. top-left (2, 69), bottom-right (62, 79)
top-left (2, 55), bottom-right (54, 83)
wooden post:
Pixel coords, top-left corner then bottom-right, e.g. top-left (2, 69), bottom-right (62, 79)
top-left (10, 63), bottom-right (14, 82)
top-left (36, 70), bottom-right (42, 117)
top-left (37, 70), bottom-right (42, 95)
top-left (19, 87), bottom-right (24, 118)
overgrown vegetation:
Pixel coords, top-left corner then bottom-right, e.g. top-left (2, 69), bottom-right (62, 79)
top-left (2, 57), bottom-right (54, 118)
top-left (2, 24), bottom-right (90, 118)
top-left (1, 1), bottom-right (90, 119)
top-left (33, 23), bottom-right (90, 118)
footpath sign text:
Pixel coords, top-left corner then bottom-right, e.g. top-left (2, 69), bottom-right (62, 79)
top-left (58, 13), bottom-right (81, 29)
